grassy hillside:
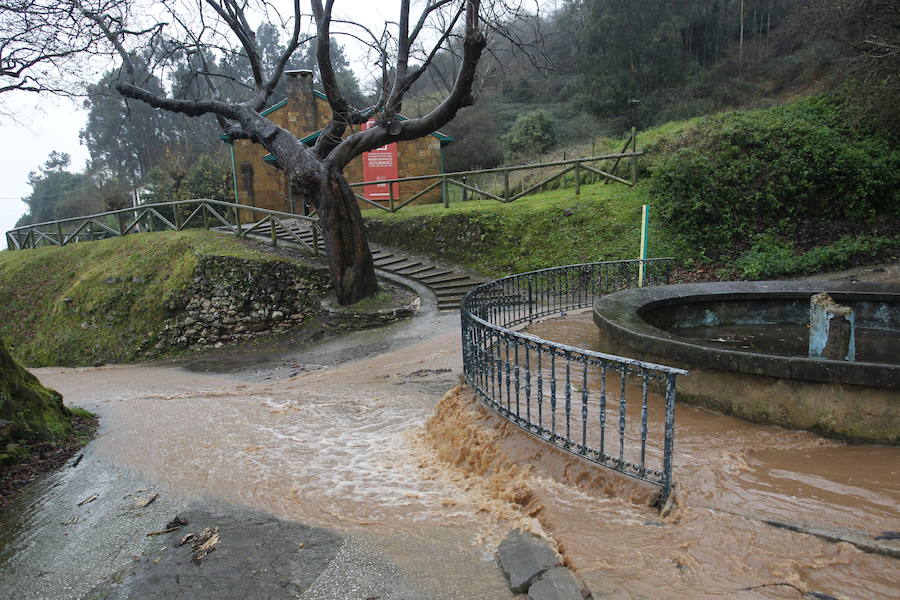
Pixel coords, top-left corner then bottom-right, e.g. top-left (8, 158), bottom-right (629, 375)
top-left (366, 95), bottom-right (898, 279)
top-left (0, 231), bottom-right (306, 367)
top-left (365, 180), bottom-right (686, 278)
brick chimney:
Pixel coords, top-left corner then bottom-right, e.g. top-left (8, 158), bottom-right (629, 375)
top-left (285, 69), bottom-right (317, 134)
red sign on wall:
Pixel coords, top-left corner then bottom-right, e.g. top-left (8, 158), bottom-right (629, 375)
top-left (361, 118), bottom-right (399, 201)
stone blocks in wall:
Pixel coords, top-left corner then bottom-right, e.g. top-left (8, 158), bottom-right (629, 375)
top-left (158, 256), bottom-right (331, 350)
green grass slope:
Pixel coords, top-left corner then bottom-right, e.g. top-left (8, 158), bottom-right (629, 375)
top-left (365, 181), bottom-right (685, 278)
top-left (0, 230), bottom-right (297, 367)
top-left (366, 95), bottom-right (898, 280)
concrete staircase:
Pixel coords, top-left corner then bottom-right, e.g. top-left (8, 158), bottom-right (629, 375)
top-left (236, 220), bottom-right (482, 311)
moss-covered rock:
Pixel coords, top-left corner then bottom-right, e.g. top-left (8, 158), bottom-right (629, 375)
top-left (0, 337), bottom-right (71, 459)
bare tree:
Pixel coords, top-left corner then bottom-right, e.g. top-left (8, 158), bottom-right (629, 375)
top-left (80, 0), bottom-right (526, 304)
top-left (0, 0), bottom-right (122, 96)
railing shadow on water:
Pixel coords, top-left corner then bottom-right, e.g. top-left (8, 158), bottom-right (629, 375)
top-left (5, 199), bottom-right (322, 254)
top-left (460, 259), bottom-right (686, 505)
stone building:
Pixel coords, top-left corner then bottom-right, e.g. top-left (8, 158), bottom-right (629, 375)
top-left (222, 70), bottom-right (453, 218)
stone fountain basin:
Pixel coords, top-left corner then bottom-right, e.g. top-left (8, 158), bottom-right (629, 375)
top-left (593, 281), bottom-right (900, 444)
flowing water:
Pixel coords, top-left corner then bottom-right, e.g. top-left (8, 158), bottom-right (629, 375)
top-left (10, 311), bottom-right (900, 599)
top-left (515, 312), bottom-right (900, 599)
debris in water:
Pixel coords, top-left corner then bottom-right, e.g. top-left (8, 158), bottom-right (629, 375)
top-left (178, 533), bottom-right (196, 547)
top-left (71, 454), bottom-right (83, 468)
top-left (404, 368), bottom-right (453, 378)
top-left (146, 526), bottom-right (182, 537)
top-left (131, 493), bottom-right (159, 509)
top-left (166, 516), bottom-right (188, 529)
top-left (739, 582), bottom-right (838, 599)
top-left (60, 517), bottom-right (78, 525)
top-left (191, 526), bottom-right (220, 564)
top-left (77, 494), bottom-right (98, 506)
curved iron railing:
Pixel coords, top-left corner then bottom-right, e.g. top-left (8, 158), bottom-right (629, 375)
top-left (5, 199), bottom-right (321, 254)
top-left (460, 259), bottom-right (686, 503)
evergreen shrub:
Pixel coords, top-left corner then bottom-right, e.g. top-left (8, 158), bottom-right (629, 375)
top-left (650, 96), bottom-right (900, 248)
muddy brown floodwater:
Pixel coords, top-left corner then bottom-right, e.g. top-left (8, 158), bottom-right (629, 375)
top-left (515, 312), bottom-right (900, 599)
top-left (33, 312), bottom-right (900, 599)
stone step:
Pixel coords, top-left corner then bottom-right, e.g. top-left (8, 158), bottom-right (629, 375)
top-left (412, 268), bottom-right (454, 280)
top-left (373, 256), bottom-right (408, 268)
top-left (430, 278), bottom-right (480, 290)
top-left (393, 264), bottom-right (435, 276)
top-left (380, 261), bottom-right (421, 272)
top-left (432, 286), bottom-right (474, 298)
top-left (420, 273), bottom-right (475, 285)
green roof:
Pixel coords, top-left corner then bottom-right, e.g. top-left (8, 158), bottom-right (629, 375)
top-left (260, 98), bottom-right (287, 116)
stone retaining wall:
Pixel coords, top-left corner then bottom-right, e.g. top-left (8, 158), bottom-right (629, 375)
top-left (154, 255), bottom-right (331, 351)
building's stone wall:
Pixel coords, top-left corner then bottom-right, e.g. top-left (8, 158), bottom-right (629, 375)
top-left (230, 72), bottom-right (446, 218)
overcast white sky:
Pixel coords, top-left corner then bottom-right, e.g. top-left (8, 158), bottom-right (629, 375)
top-left (0, 95), bottom-right (90, 240)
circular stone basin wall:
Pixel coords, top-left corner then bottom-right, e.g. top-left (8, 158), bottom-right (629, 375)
top-left (593, 281), bottom-right (900, 444)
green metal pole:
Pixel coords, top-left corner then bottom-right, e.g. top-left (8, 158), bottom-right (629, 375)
top-left (638, 204), bottom-right (650, 287)
top-left (442, 174), bottom-right (449, 208)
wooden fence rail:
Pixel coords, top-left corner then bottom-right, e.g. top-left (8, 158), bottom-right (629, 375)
top-left (349, 147), bottom-right (643, 213)
top-left (6, 145), bottom-right (643, 250)
top-left (5, 199), bottom-right (321, 253)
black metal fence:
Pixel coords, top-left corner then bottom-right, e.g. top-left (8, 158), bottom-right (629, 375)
top-left (460, 259), bottom-right (686, 504)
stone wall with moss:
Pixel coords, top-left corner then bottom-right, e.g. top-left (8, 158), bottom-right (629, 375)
top-left (152, 255), bottom-right (331, 352)
top-left (0, 231), bottom-right (334, 367)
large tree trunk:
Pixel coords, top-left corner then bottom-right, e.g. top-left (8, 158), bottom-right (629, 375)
top-left (309, 162), bottom-right (378, 305)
